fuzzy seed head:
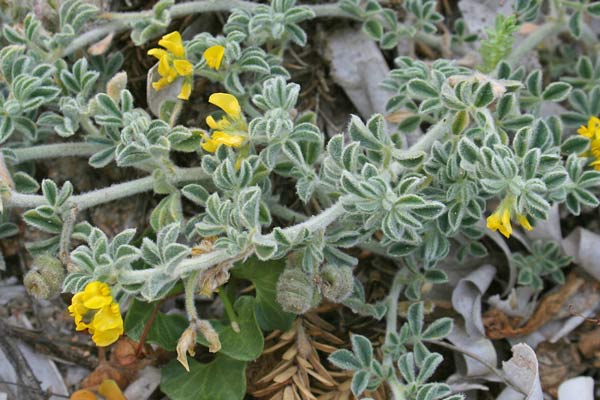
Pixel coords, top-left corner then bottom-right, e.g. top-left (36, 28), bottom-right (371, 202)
top-left (319, 264), bottom-right (354, 303)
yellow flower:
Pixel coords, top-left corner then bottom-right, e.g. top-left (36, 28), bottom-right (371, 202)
top-left (577, 116), bottom-right (600, 138)
top-left (148, 31), bottom-right (194, 100)
top-left (516, 213), bottom-right (533, 231)
top-left (208, 93), bottom-right (242, 119)
top-left (487, 206), bottom-right (513, 238)
top-left (577, 116), bottom-right (600, 171)
top-left (201, 93), bottom-right (247, 153)
top-left (201, 132), bottom-right (245, 152)
top-left (68, 281), bottom-right (123, 347)
top-left (204, 45), bottom-right (225, 70)
top-left (486, 197), bottom-right (533, 238)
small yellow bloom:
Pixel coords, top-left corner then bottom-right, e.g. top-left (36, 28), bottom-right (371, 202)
top-left (201, 131), bottom-right (245, 153)
top-left (577, 116), bottom-right (600, 170)
top-left (487, 207), bottom-right (513, 238)
top-left (516, 213), bottom-right (533, 231)
top-left (68, 281), bottom-right (123, 347)
top-left (209, 93), bottom-right (241, 119)
top-left (148, 31), bottom-right (193, 100)
top-left (201, 93), bottom-right (247, 153)
top-left (158, 31), bottom-right (185, 58)
top-left (204, 45), bottom-right (225, 70)
top-left (577, 116), bottom-right (600, 138)
top-left (486, 197), bottom-right (533, 238)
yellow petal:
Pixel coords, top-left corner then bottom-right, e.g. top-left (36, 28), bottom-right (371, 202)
top-left (208, 93), bottom-right (241, 119)
top-left (206, 115), bottom-right (218, 129)
top-left (157, 55), bottom-right (172, 77)
top-left (578, 126), bottom-right (592, 138)
top-left (201, 138), bottom-right (219, 153)
top-left (178, 80), bottom-right (192, 100)
top-left (93, 303), bottom-right (123, 331)
top-left (211, 131), bottom-right (245, 148)
top-left (204, 45), bottom-right (225, 70)
top-left (206, 115), bottom-right (230, 131)
top-left (173, 59), bottom-right (193, 76)
top-left (152, 77), bottom-right (170, 91)
top-left (500, 208), bottom-right (512, 237)
top-left (98, 380), bottom-right (126, 400)
top-left (82, 282), bottom-right (112, 309)
top-left (148, 48), bottom-right (168, 60)
top-left (92, 326), bottom-right (123, 347)
top-left (589, 116), bottom-right (600, 133)
top-left (486, 211), bottom-right (501, 231)
top-left (517, 214), bottom-right (532, 231)
top-left (159, 31), bottom-right (185, 57)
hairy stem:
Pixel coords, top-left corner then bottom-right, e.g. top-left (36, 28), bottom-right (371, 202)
top-left (5, 166), bottom-right (207, 210)
top-left (59, 205), bottom-right (79, 265)
top-left (7, 142), bottom-right (104, 163)
top-left (507, 21), bottom-right (565, 66)
top-left (63, 0), bottom-right (441, 56)
top-left (383, 272), bottom-right (403, 369)
top-left (184, 271), bottom-right (200, 322)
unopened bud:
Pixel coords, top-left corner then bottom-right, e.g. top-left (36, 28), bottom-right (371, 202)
top-left (319, 264), bottom-right (354, 303)
top-left (23, 255), bottom-right (64, 299)
top-left (276, 268), bottom-right (320, 314)
top-left (106, 71), bottom-right (128, 101)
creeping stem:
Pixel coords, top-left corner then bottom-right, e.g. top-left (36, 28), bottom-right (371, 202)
top-left (63, 0), bottom-right (441, 56)
top-left (7, 142), bottom-right (104, 163)
top-left (506, 21), bottom-right (566, 66)
top-left (5, 166), bottom-right (207, 210)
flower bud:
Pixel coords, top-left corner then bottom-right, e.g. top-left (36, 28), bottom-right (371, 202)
top-left (106, 71), bottom-right (128, 101)
top-left (23, 255), bottom-right (65, 299)
top-left (276, 268), bottom-right (320, 314)
top-left (319, 264), bottom-right (354, 303)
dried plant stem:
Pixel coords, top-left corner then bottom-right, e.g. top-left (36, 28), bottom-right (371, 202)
top-left (425, 339), bottom-right (527, 396)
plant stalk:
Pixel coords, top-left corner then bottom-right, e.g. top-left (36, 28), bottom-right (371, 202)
top-left (63, 0), bottom-right (442, 56)
top-left (8, 142), bottom-right (104, 163)
top-left (5, 166), bottom-right (207, 210)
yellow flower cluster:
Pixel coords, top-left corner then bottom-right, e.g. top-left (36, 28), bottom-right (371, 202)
top-left (148, 31), bottom-right (194, 100)
top-left (148, 30), bottom-right (226, 101)
top-left (201, 93), bottom-right (247, 153)
top-left (486, 197), bottom-right (532, 238)
top-left (68, 281), bottom-right (123, 347)
top-left (577, 116), bottom-right (600, 170)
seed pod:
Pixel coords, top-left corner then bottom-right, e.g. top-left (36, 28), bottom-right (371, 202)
top-left (276, 268), bottom-right (320, 314)
top-left (319, 264), bottom-right (354, 303)
top-left (23, 255), bottom-right (65, 299)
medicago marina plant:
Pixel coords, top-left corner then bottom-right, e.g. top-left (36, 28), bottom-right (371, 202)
top-left (1, 0), bottom-right (600, 399)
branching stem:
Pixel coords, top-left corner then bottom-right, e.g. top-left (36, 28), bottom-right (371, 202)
top-left (63, 0), bottom-right (441, 56)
